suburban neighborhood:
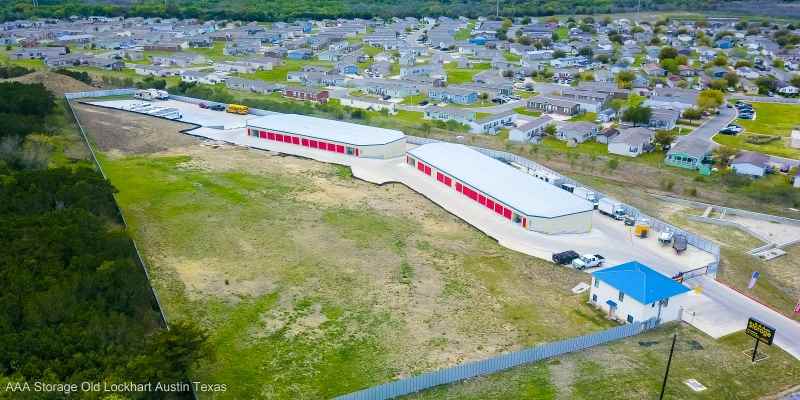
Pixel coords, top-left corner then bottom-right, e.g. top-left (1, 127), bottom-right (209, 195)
top-left (2, 6), bottom-right (800, 400)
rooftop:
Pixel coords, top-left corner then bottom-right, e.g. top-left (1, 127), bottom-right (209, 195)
top-left (407, 142), bottom-right (594, 218)
top-left (592, 261), bottom-right (690, 304)
top-left (247, 114), bottom-right (406, 146)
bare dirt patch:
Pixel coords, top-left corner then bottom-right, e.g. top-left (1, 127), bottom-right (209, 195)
top-left (71, 102), bottom-right (196, 154)
top-left (7, 71), bottom-right (94, 95)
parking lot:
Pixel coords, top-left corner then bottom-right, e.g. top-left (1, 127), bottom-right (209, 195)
top-left (87, 99), bottom-right (262, 129)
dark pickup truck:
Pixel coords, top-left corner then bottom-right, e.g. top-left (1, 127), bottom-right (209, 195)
top-left (552, 250), bottom-right (580, 265)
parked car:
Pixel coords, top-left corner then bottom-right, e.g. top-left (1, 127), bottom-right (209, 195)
top-left (209, 104), bottom-right (226, 111)
top-left (552, 250), bottom-right (580, 265)
top-left (418, 100), bottom-right (429, 106)
top-left (571, 254), bottom-right (605, 270)
top-left (719, 124), bottom-right (743, 135)
top-left (658, 230), bottom-right (674, 245)
top-left (199, 102), bottom-right (209, 109)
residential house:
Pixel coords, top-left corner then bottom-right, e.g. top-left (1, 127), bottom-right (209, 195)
top-left (608, 127), bottom-right (655, 157)
top-left (509, 115), bottom-right (554, 143)
top-left (556, 121), bottom-right (600, 143)
top-left (287, 48), bottom-right (313, 60)
top-left (648, 108), bottom-right (680, 130)
top-left (426, 86), bottom-right (478, 105)
top-left (527, 95), bottom-right (581, 116)
top-left (180, 70), bottom-right (227, 85)
top-left (225, 77), bottom-right (283, 94)
top-left (283, 87), bottom-right (329, 103)
top-left (338, 95), bottom-right (397, 113)
top-left (731, 152), bottom-right (770, 177)
top-left (590, 262), bottom-right (690, 324)
top-left (596, 127), bottom-right (619, 144)
top-left (665, 136), bottom-right (714, 174)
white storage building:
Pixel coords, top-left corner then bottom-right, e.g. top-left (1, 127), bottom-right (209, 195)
top-left (246, 114), bottom-right (406, 159)
top-left (406, 142), bottom-right (593, 234)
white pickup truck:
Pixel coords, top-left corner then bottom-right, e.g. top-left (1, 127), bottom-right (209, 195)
top-left (571, 254), bottom-right (605, 270)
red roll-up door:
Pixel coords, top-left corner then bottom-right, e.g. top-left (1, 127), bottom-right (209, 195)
top-left (456, 182), bottom-right (462, 192)
top-left (259, 131), bottom-right (267, 139)
top-left (285, 135), bottom-right (292, 143)
top-left (418, 162), bottom-right (425, 172)
top-left (486, 199), bottom-right (494, 209)
top-left (478, 194), bottom-right (486, 205)
top-left (336, 145), bottom-right (345, 153)
top-left (494, 204), bottom-right (503, 214)
top-left (522, 218), bottom-right (527, 228)
top-left (310, 140), bottom-right (318, 148)
top-left (327, 143), bottom-right (336, 152)
top-left (275, 133), bottom-right (283, 142)
top-left (503, 208), bottom-right (512, 219)
top-left (424, 165), bottom-right (431, 175)
top-left (444, 176), bottom-right (452, 186)
top-left (292, 136), bottom-right (300, 145)
top-left (355, 148), bottom-right (359, 156)
top-left (302, 138), bottom-right (309, 147)
top-left (267, 132), bottom-right (275, 140)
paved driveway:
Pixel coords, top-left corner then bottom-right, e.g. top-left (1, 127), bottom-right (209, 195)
top-left (686, 105), bottom-right (737, 142)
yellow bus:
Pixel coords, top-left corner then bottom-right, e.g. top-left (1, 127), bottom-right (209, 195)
top-left (226, 104), bottom-right (249, 115)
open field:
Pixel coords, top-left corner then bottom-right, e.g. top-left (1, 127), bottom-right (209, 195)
top-left (443, 62), bottom-right (490, 84)
top-left (73, 104), bottom-right (619, 399)
top-left (403, 322), bottom-right (800, 399)
top-left (737, 103), bottom-right (800, 136)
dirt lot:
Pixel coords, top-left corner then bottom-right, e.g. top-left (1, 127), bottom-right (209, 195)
top-left (72, 102), bottom-right (197, 154)
top-left (74, 106), bottom-right (617, 399)
top-left (8, 71), bottom-right (94, 95)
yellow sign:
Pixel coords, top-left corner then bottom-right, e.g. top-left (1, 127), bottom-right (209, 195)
top-left (746, 318), bottom-right (775, 345)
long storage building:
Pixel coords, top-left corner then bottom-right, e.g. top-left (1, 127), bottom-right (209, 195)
top-left (246, 114), bottom-right (406, 159)
top-left (406, 142), bottom-right (593, 234)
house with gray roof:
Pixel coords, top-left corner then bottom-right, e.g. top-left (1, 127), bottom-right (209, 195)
top-left (665, 136), bottom-right (714, 174)
top-left (608, 127), bottom-right (655, 157)
top-left (556, 121), bottom-right (600, 143)
top-left (509, 115), bottom-right (554, 143)
top-left (731, 151), bottom-right (770, 177)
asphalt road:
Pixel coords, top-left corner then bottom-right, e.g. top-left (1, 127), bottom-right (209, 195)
top-left (685, 105), bottom-right (738, 142)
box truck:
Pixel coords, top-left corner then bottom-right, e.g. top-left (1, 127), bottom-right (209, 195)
top-left (598, 198), bottom-right (625, 220)
top-left (573, 187), bottom-right (598, 208)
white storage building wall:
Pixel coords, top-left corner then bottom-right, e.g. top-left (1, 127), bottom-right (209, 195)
top-left (246, 114), bottom-right (407, 159)
top-left (405, 143), bottom-right (593, 234)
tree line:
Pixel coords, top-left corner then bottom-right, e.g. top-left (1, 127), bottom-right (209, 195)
top-left (0, 81), bottom-right (208, 398)
top-left (1, 0), bottom-right (720, 22)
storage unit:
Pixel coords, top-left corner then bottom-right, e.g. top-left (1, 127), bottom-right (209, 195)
top-left (246, 114), bottom-right (407, 159)
top-left (406, 143), bottom-right (594, 234)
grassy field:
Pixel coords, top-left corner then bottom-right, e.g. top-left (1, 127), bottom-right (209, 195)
top-left (737, 102), bottom-right (800, 136)
top-left (403, 322), bottom-right (800, 399)
top-left (444, 62), bottom-right (491, 84)
top-left (568, 112), bottom-right (598, 122)
top-left (714, 133), bottom-right (800, 159)
top-left (239, 59), bottom-right (333, 82)
top-left (76, 105), bottom-right (622, 399)
top-left (514, 107), bottom-right (541, 117)
top-left (453, 21), bottom-right (475, 41)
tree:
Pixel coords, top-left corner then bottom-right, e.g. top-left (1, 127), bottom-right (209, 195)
top-left (697, 89), bottom-right (724, 110)
top-left (616, 70), bottom-right (636, 89)
top-left (552, 50), bottom-right (566, 59)
top-left (714, 145), bottom-right (739, 167)
top-left (791, 74), bottom-right (800, 88)
top-left (708, 79), bottom-right (728, 91)
top-left (724, 71), bottom-right (739, 88)
top-left (659, 46), bottom-right (678, 60)
top-left (622, 105), bottom-right (652, 126)
top-left (682, 107), bottom-right (703, 120)
top-left (578, 46), bottom-right (593, 59)
top-left (660, 58), bottom-right (679, 74)
top-left (544, 123), bottom-right (557, 136)
top-left (654, 129), bottom-right (677, 148)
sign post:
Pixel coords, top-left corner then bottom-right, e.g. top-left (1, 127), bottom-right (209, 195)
top-left (748, 271), bottom-right (760, 290)
top-left (794, 298), bottom-right (800, 314)
top-left (745, 318), bottom-right (775, 362)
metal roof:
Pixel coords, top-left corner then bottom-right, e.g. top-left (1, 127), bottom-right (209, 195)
top-left (407, 142), bottom-right (594, 218)
top-left (247, 114), bottom-right (406, 146)
top-left (592, 261), bottom-right (690, 304)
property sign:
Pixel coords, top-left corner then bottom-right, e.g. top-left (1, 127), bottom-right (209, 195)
top-left (748, 271), bottom-right (760, 289)
top-left (745, 318), bottom-right (776, 345)
top-left (795, 298), bottom-right (800, 314)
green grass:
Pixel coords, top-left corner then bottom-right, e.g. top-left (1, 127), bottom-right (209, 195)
top-left (405, 322), bottom-right (800, 399)
top-left (444, 62), bottom-right (490, 84)
top-left (85, 128), bottom-right (624, 399)
top-left (454, 21), bottom-right (475, 41)
top-left (239, 59), bottom-right (333, 82)
top-left (400, 94), bottom-right (429, 105)
top-left (568, 112), bottom-right (598, 122)
top-left (503, 51), bottom-right (521, 62)
top-left (714, 133), bottom-right (800, 159)
top-left (736, 102), bottom-right (800, 136)
top-left (555, 26), bottom-right (568, 41)
top-left (513, 107), bottom-right (541, 117)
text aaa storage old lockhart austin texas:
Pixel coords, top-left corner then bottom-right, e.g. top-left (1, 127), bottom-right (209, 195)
top-left (5, 381), bottom-right (227, 394)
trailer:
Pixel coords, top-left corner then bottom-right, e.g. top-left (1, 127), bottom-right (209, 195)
top-left (673, 234), bottom-right (688, 254)
top-left (598, 198), bottom-right (625, 220)
top-left (573, 187), bottom-right (598, 208)
top-left (533, 169), bottom-right (564, 186)
top-left (133, 88), bottom-right (169, 101)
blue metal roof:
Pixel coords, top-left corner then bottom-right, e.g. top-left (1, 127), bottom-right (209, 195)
top-left (592, 262), bottom-right (690, 304)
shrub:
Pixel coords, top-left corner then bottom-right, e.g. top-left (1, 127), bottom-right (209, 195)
top-left (607, 158), bottom-right (619, 170)
top-left (745, 134), bottom-right (780, 145)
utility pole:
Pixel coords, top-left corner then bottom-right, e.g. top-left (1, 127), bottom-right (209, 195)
top-left (659, 333), bottom-right (677, 400)
top-left (496, 0), bottom-right (500, 19)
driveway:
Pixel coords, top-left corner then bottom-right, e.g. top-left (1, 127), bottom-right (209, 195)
top-left (685, 105), bottom-right (737, 142)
